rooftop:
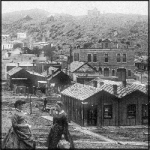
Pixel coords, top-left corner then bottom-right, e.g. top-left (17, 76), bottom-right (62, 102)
top-left (70, 61), bottom-right (86, 73)
top-left (7, 67), bottom-right (23, 76)
top-left (61, 83), bottom-right (101, 101)
top-left (26, 70), bottom-right (45, 77)
top-left (100, 84), bottom-right (147, 98)
top-left (61, 82), bottom-right (147, 100)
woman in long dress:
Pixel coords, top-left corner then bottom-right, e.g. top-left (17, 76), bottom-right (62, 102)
top-left (47, 101), bottom-right (74, 149)
top-left (2, 100), bottom-right (36, 149)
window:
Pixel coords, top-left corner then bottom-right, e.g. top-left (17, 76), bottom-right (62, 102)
top-left (127, 104), bottom-right (136, 118)
top-left (112, 70), bottom-right (115, 76)
top-left (74, 53), bottom-right (79, 61)
top-left (142, 104), bottom-right (148, 117)
top-left (123, 54), bottom-right (126, 62)
top-left (128, 70), bottom-right (131, 77)
top-left (87, 54), bottom-right (92, 62)
top-left (93, 81), bottom-right (97, 87)
top-left (117, 54), bottom-right (121, 62)
top-left (104, 104), bottom-right (112, 119)
top-left (93, 54), bottom-right (97, 62)
top-left (104, 68), bottom-right (109, 76)
top-left (105, 43), bottom-right (108, 48)
top-left (99, 67), bottom-right (102, 74)
top-left (105, 54), bottom-right (108, 62)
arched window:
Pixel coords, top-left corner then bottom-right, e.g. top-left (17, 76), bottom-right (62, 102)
top-left (104, 68), bottom-right (109, 76)
top-left (112, 70), bottom-right (115, 76)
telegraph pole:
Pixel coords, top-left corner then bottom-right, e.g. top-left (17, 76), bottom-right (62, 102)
top-left (30, 94), bottom-right (32, 114)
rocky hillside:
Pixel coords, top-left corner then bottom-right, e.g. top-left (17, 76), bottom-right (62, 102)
top-left (2, 9), bottom-right (148, 54)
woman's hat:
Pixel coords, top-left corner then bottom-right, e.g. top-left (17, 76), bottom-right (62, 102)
top-left (14, 100), bottom-right (26, 108)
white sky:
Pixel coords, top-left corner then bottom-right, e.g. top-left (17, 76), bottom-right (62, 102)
top-left (2, 1), bottom-right (148, 16)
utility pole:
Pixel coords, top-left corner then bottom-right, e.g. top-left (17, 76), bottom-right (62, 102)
top-left (30, 94), bottom-right (32, 114)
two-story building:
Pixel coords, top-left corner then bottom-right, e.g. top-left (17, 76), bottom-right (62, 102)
top-left (73, 39), bottom-right (135, 81)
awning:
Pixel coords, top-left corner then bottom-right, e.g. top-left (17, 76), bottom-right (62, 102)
top-left (12, 78), bottom-right (28, 80)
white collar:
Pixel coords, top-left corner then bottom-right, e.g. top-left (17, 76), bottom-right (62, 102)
top-left (59, 110), bottom-right (64, 114)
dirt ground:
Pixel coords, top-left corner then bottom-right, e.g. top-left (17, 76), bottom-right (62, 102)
top-left (1, 90), bottom-right (148, 149)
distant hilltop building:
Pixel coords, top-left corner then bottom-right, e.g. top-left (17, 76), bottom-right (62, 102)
top-left (88, 8), bottom-right (100, 17)
top-left (17, 32), bottom-right (27, 39)
top-left (2, 34), bottom-right (10, 41)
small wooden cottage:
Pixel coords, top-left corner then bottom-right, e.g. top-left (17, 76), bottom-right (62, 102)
top-left (7, 67), bottom-right (46, 94)
top-left (69, 61), bottom-right (99, 84)
top-left (61, 83), bottom-right (148, 126)
top-left (47, 71), bottom-right (72, 93)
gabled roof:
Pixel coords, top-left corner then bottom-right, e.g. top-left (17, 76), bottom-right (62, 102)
top-left (70, 61), bottom-right (96, 73)
top-left (47, 71), bottom-right (68, 81)
top-left (70, 61), bottom-right (85, 73)
top-left (61, 82), bottom-right (147, 101)
top-left (101, 83), bottom-right (147, 98)
top-left (26, 70), bottom-right (45, 77)
top-left (7, 67), bottom-right (23, 76)
top-left (42, 66), bottom-right (59, 77)
top-left (61, 83), bottom-right (101, 101)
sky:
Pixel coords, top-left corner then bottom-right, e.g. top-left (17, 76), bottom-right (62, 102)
top-left (2, 1), bottom-right (148, 16)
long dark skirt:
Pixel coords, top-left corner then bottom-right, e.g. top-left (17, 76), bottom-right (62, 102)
top-left (2, 127), bottom-right (36, 149)
top-left (47, 124), bottom-right (74, 149)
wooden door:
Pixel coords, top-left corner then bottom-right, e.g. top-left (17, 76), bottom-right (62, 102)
top-left (87, 106), bottom-right (97, 126)
top-left (142, 104), bottom-right (148, 125)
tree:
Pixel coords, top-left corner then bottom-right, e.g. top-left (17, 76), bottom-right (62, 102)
top-left (22, 47), bottom-right (32, 54)
top-left (83, 42), bottom-right (93, 49)
top-left (32, 47), bottom-right (41, 57)
top-left (43, 44), bottom-right (56, 61)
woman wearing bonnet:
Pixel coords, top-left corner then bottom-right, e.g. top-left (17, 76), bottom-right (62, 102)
top-left (47, 101), bottom-right (74, 149)
top-left (2, 100), bottom-right (36, 149)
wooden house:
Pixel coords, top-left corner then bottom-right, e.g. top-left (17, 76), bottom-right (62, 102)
top-left (69, 61), bottom-right (99, 84)
top-left (61, 83), bottom-right (148, 126)
top-left (7, 67), bottom-right (46, 93)
top-left (47, 71), bottom-right (72, 93)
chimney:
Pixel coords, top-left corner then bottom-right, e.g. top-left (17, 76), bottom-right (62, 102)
top-left (113, 84), bottom-right (117, 95)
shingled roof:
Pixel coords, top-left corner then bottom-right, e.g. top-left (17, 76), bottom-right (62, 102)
top-left (70, 61), bottom-right (85, 73)
top-left (101, 84), bottom-right (147, 98)
top-left (61, 83), bottom-right (147, 100)
top-left (7, 67), bottom-right (23, 76)
top-left (61, 83), bottom-right (101, 101)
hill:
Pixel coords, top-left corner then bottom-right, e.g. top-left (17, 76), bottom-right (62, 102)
top-left (2, 9), bottom-right (148, 54)
top-left (2, 8), bottom-right (50, 23)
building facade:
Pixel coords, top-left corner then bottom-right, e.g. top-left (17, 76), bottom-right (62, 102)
top-left (61, 83), bottom-right (148, 126)
top-left (73, 39), bottom-right (135, 81)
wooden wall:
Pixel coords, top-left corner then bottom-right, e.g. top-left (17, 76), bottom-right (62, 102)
top-left (62, 90), bottom-right (147, 126)
top-left (119, 91), bottom-right (148, 126)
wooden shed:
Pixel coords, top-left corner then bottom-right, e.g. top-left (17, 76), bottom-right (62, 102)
top-left (7, 67), bottom-right (46, 94)
top-left (61, 83), bottom-right (148, 126)
top-left (47, 71), bottom-right (72, 93)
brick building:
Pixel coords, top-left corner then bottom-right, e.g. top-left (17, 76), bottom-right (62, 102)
top-left (73, 39), bottom-right (135, 81)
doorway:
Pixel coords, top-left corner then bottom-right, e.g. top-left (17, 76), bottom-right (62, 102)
top-left (87, 106), bottom-right (97, 126)
top-left (142, 104), bottom-right (148, 125)
top-left (116, 68), bottom-right (126, 81)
